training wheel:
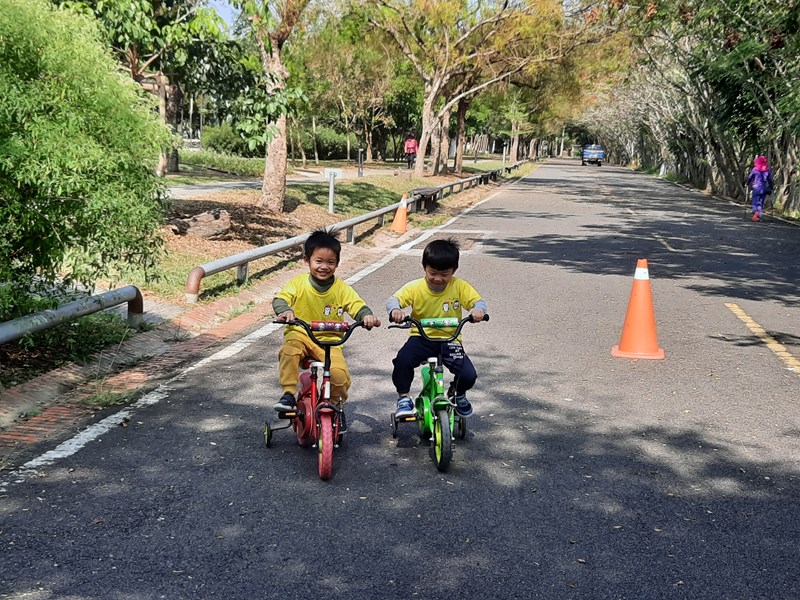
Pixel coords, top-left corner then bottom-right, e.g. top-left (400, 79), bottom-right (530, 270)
top-left (457, 416), bottom-right (467, 439)
top-left (263, 421), bottom-right (273, 448)
top-left (390, 413), bottom-right (398, 439)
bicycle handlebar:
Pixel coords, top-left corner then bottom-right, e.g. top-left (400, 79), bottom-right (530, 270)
top-left (273, 318), bottom-right (373, 348)
top-left (388, 314), bottom-right (488, 343)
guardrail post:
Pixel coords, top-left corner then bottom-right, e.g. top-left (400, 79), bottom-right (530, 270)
top-left (346, 226), bottom-right (355, 244)
top-left (186, 267), bottom-right (206, 304)
top-left (237, 263), bottom-right (249, 286)
top-left (127, 286), bottom-right (144, 328)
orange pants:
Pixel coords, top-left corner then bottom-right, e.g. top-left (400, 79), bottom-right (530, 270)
top-left (278, 331), bottom-right (351, 403)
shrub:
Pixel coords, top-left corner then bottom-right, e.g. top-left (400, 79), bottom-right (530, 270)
top-left (180, 149), bottom-right (265, 177)
top-left (0, 0), bottom-right (170, 291)
top-left (201, 123), bottom-right (252, 156)
top-left (304, 127), bottom-right (359, 160)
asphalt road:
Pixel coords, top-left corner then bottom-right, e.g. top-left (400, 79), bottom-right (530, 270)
top-left (2, 159), bottom-right (799, 599)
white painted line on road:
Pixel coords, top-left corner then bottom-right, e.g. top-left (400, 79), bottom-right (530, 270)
top-left (1, 183), bottom-right (506, 491)
top-left (725, 303), bottom-right (800, 374)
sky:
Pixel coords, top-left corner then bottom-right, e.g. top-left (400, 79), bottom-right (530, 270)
top-left (207, 0), bottom-right (237, 26)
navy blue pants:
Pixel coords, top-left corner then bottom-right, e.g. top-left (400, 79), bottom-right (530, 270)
top-left (392, 336), bottom-right (477, 396)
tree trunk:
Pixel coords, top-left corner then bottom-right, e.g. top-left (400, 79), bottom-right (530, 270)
top-left (510, 119), bottom-right (519, 164)
top-left (156, 72), bottom-right (168, 177)
top-left (166, 81), bottom-right (183, 173)
top-left (436, 109), bottom-right (450, 174)
top-left (415, 84), bottom-right (437, 177)
top-left (259, 113), bottom-right (288, 211)
top-left (430, 117), bottom-right (442, 175)
top-left (257, 38), bottom-right (288, 212)
top-left (454, 97), bottom-right (468, 174)
top-left (312, 115), bottom-right (319, 165)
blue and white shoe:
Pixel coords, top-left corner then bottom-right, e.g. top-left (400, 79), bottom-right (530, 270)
top-left (454, 394), bottom-right (473, 418)
top-left (395, 396), bottom-right (416, 417)
top-left (273, 392), bottom-right (296, 412)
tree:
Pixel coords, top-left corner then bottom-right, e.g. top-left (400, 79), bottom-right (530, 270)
top-left (235, 0), bottom-right (311, 212)
top-left (579, 0), bottom-right (800, 210)
top-left (366, 0), bottom-right (574, 176)
top-left (0, 0), bottom-right (170, 299)
top-left (59, 0), bottom-right (224, 174)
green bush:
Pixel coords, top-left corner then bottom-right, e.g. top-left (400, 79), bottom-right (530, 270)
top-left (303, 127), bottom-right (359, 160)
top-left (180, 149), bottom-right (265, 177)
top-left (201, 123), bottom-right (252, 156)
top-left (0, 0), bottom-right (170, 292)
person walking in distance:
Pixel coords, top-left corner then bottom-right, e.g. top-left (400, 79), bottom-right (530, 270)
top-left (404, 132), bottom-right (418, 170)
top-left (747, 155), bottom-right (774, 222)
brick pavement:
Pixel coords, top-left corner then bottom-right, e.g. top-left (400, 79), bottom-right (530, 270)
top-left (0, 228), bottom-right (418, 469)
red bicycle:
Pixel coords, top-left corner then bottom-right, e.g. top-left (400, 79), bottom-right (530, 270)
top-left (265, 318), bottom-right (372, 480)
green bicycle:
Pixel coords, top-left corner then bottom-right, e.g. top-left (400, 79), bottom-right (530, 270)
top-left (389, 314), bottom-right (489, 472)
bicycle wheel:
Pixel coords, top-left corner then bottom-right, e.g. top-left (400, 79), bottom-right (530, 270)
top-left (263, 421), bottom-right (273, 448)
top-left (431, 408), bottom-right (452, 472)
top-left (318, 412), bottom-right (335, 480)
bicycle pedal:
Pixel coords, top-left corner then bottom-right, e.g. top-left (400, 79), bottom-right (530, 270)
top-left (396, 415), bottom-right (417, 423)
top-left (278, 410), bottom-right (298, 419)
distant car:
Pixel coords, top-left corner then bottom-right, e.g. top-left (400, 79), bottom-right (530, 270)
top-left (581, 144), bottom-right (605, 166)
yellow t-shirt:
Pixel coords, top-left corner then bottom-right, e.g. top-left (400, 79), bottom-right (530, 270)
top-left (275, 274), bottom-right (368, 342)
top-left (393, 277), bottom-right (482, 340)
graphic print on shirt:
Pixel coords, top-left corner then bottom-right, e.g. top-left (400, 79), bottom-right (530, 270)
top-left (324, 305), bottom-right (331, 316)
top-left (443, 302), bottom-right (450, 312)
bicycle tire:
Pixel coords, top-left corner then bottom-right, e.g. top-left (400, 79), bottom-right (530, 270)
top-left (432, 408), bottom-right (452, 472)
top-left (318, 412), bottom-right (334, 480)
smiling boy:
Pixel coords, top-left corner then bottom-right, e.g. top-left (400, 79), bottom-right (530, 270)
top-left (387, 238), bottom-right (488, 418)
top-left (273, 229), bottom-right (379, 414)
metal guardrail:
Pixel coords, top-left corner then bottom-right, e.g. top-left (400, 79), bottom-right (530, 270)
top-left (184, 161), bottom-right (527, 303)
top-left (0, 285), bottom-right (144, 345)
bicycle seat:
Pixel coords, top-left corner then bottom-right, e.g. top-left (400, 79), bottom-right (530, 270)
top-left (301, 357), bottom-right (324, 369)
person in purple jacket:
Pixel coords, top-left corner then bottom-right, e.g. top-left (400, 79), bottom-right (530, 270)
top-left (747, 155), bottom-right (774, 222)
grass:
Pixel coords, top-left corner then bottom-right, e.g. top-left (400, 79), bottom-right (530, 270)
top-left (80, 389), bottom-right (139, 409)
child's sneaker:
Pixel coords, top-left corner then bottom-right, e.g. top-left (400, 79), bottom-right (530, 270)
top-left (273, 392), bottom-right (296, 412)
top-left (752, 211), bottom-right (760, 222)
top-left (454, 394), bottom-right (473, 418)
top-left (395, 396), bottom-right (415, 417)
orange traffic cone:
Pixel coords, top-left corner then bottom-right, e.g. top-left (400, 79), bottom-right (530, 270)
top-left (391, 194), bottom-right (408, 234)
top-left (611, 259), bottom-right (665, 359)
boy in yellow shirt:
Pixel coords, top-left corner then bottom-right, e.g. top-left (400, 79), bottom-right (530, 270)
top-left (387, 238), bottom-right (488, 418)
top-left (273, 230), bottom-right (380, 419)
